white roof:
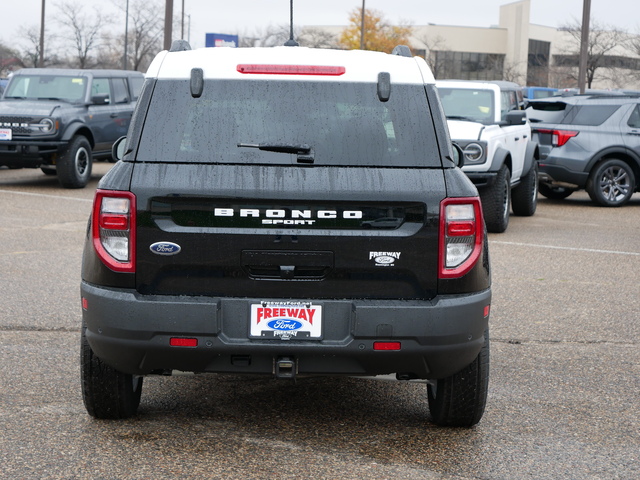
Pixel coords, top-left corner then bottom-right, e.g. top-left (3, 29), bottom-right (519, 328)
top-left (146, 46), bottom-right (435, 85)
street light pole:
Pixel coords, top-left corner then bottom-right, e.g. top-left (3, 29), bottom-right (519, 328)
top-left (39, 0), bottom-right (45, 67)
top-left (578, 0), bottom-right (591, 93)
top-left (181, 0), bottom-right (185, 40)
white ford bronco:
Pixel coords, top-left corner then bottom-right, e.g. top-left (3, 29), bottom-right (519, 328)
top-left (437, 80), bottom-right (539, 232)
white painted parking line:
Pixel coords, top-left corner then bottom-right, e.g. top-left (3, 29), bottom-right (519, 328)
top-left (0, 189), bottom-right (92, 203)
top-left (491, 240), bottom-right (640, 256)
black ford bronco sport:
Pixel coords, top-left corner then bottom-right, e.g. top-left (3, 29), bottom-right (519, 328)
top-left (80, 42), bottom-right (491, 427)
top-left (0, 68), bottom-right (143, 188)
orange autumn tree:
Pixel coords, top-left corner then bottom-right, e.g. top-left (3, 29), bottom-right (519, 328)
top-left (339, 8), bottom-right (413, 53)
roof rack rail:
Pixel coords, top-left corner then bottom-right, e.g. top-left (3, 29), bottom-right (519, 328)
top-left (170, 40), bottom-right (192, 52)
top-left (391, 45), bottom-right (412, 58)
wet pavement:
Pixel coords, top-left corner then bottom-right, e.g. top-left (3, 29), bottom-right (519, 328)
top-left (1, 164), bottom-right (639, 479)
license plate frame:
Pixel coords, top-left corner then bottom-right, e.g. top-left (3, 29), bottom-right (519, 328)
top-left (250, 301), bottom-right (322, 340)
top-left (0, 128), bottom-right (12, 141)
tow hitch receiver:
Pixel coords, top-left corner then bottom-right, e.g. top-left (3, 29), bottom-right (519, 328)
top-left (274, 356), bottom-right (297, 380)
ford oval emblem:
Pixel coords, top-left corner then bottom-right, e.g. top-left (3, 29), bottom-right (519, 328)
top-left (268, 319), bottom-right (303, 331)
top-left (375, 256), bottom-right (395, 264)
top-left (149, 242), bottom-right (182, 256)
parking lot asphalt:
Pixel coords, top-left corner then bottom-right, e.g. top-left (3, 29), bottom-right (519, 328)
top-left (1, 164), bottom-right (639, 479)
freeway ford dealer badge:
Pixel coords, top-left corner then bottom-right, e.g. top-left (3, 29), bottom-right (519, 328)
top-left (250, 302), bottom-right (322, 339)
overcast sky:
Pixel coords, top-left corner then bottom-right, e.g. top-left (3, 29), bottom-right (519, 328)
top-left (1, 0), bottom-right (639, 50)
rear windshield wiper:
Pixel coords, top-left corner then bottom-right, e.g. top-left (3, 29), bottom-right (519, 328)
top-left (237, 143), bottom-right (314, 163)
top-left (237, 143), bottom-right (310, 154)
top-left (37, 97), bottom-right (67, 102)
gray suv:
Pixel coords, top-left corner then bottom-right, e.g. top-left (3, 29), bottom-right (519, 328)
top-left (528, 94), bottom-right (640, 206)
top-left (0, 68), bottom-right (143, 188)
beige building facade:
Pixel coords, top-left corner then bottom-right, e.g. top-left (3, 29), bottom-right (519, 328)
top-left (313, 0), bottom-right (640, 90)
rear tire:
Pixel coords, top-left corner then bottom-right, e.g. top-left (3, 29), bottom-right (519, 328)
top-left (511, 162), bottom-right (538, 216)
top-left (586, 159), bottom-right (635, 207)
top-left (480, 164), bottom-right (510, 233)
top-left (57, 135), bottom-right (92, 188)
top-left (81, 326), bottom-right (143, 419)
top-left (427, 329), bottom-right (490, 427)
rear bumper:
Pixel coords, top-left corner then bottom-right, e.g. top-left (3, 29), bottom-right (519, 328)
top-left (81, 281), bottom-right (491, 380)
top-left (539, 159), bottom-right (589, 189)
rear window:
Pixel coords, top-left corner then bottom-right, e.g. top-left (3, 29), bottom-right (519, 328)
top-left (526, 101), bottom-right (621, 126)
top-left (136, 79), bottom-right (442, 167)
top-left (561, 105), bottom-right (621, 126)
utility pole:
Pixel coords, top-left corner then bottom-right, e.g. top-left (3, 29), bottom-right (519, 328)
top-left (39, 0), bottom-right (45, 67)
top-left (360, 0), bottom-right (365, 50)
top-left (164, 0), bottom-right (173, 50)
top-left (181, 0), bottom-right (185, 40)
top-left (123, 0), bottom-right (129, 69)
top-left (578, 0), bottom-right (591, 93)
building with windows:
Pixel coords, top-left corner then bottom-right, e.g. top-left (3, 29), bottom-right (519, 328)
top-left (313, 0), bottom-right (640, 90)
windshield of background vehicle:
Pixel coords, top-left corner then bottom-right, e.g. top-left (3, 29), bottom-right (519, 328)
top-left (136, 80), bottom-right (443, 167)
top-left (438, 87), bottom-right (496, 125)
top-left (5, 75), bottom-right (87, 103)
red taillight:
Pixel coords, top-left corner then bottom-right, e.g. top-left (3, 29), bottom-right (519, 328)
top-left (373, 341), bottom-right (401, 351)
top-left (534, 128), bottom-right (578, 147)
top-left (237, 64), bottom-right (346, 76)
top-left (439, 197), bottom-right (484, 279)
top-left (92, 189), bottom-right (136, 273)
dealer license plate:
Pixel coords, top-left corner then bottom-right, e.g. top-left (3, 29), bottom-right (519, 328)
top-left (250, 302), bottom-right (322, 339)
top-left (0, 128), bottom-right (12, 141)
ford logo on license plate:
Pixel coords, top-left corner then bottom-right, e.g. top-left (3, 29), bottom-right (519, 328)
top-left (268, 319), bottom-right (303, 331)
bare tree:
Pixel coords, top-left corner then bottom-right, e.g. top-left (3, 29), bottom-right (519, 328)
top-left (414, 33), bottom-right (449, 78)
top-left (107, 0), bottom-right (164, 71)
top-left (557, 20), bottom-right (627, 88)
top-left (298, 28), bottom-right (338, 49)
top-left (55, 1), bottom-right (113, 69)
top-left (501, 60), bottom-right (526, 84)
top-left (624, 30), bottom-right (640, 85)
top-left (17, 27), bottom-right (42, 68)
top-left (1, 41), bottom-right (24, 76)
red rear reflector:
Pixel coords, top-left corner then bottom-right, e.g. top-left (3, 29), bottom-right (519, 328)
top-left (170, 338), bottom-right (198, 347)
top-left (99, 214), bottom-right (129, 230)
top-left (237, 64), bottom-right (346, 76)
top-left (82, 297), bottom-right (88, 310)
top-left (447, 221), bottom-right (475, 237)
top-left (373, 341), bottom-right (401, 351)
top-left (484, 305), bottom-right (491, 318)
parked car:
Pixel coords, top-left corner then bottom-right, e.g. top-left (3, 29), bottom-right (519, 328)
top-left (522, 86), bottom-right (558, 102)
top-left (80, 41), bottom-right (492, 427)
top-left (436, 80), bottom-right (538, 232)
top-left (0, 78), bottom-right (8, 96)
top-left (0, 68), bottom-right (144, 188)
top-left (528, 94), bottom-right (640, 206)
